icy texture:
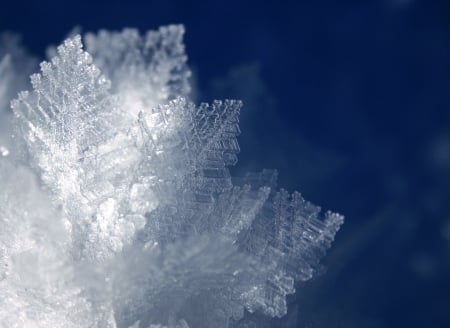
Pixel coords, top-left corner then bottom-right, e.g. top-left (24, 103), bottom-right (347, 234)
top-left (0, 160), bottom-right (110, 328)
top-left (2, 25), bottom-right (343, 327)
top-left (84, 25), bottom-right (191, 114)
top-left (12, 36), bottom-right (135, 261)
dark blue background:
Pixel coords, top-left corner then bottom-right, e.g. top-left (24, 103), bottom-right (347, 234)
top-left (1, 0), bottom-right (449, 327)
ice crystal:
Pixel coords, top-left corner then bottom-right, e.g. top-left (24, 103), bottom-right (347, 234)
top-left (1, 25), bottom-right (344, 327)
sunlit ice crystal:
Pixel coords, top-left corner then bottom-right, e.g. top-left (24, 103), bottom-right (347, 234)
top-left (2, 24), bottom-right (343, 327)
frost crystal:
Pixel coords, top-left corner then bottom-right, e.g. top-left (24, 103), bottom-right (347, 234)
top-left (2, 25), bottom-right (343, 327)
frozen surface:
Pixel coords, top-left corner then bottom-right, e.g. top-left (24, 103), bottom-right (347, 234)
top-left (1, 25), bottom-right (343, 327)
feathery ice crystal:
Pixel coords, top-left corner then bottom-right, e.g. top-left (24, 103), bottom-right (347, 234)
top-left (0, 25), bottom-right (344, 327)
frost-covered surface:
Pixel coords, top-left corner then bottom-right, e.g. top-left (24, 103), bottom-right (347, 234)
top-left (0, 25), bottom-right (343, 327)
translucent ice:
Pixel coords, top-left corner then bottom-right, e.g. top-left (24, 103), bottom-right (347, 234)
top-left (1, 25), bottom-right (344, 327)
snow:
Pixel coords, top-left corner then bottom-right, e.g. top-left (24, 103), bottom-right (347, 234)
top-left (0, 25), bottom-right (343, 327)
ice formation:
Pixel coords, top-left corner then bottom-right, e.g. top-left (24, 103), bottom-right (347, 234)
top-left (0, 25), bottom-right (343, 327)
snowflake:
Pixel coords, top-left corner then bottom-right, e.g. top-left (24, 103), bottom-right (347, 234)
top-left (0, 25), bottom-right (343, 328)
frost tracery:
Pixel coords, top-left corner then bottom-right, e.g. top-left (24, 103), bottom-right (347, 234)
top-left (0, 25), bottom-right (343, 327)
